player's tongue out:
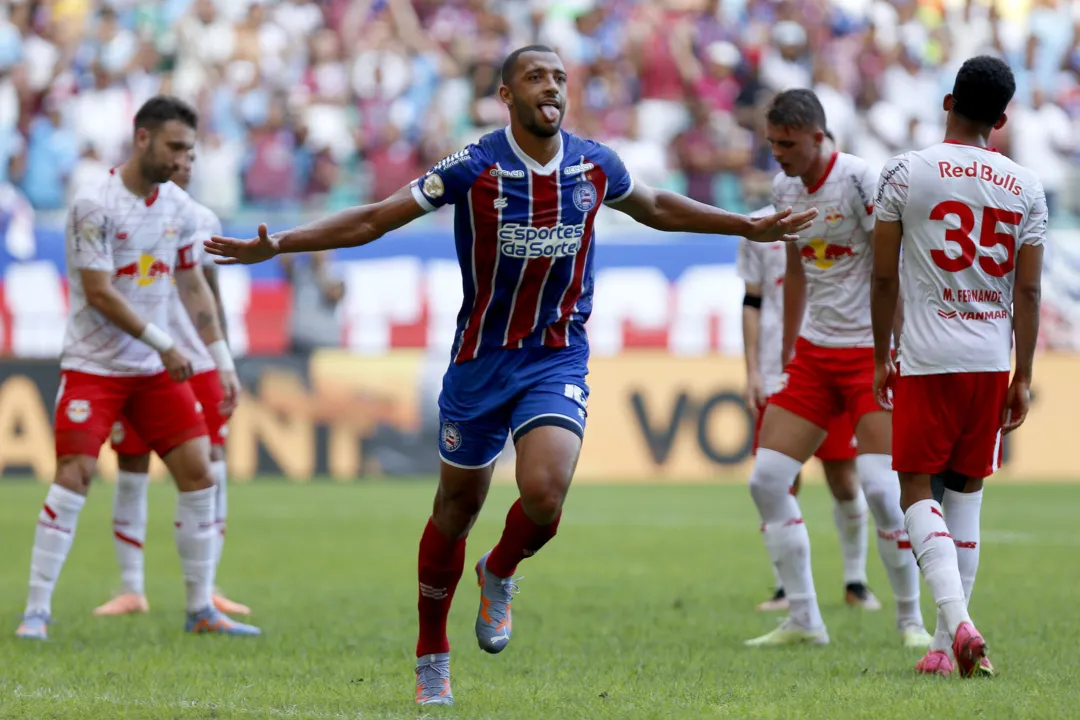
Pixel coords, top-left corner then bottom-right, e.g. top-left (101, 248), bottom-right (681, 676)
top-left (539, 103), bottom-right (559, 123)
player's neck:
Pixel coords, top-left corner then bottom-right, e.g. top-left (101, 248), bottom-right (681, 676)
top-left (509, 123), bottom-right (561, 167)
top-left (943, 116), bottom-right (990, 149)
top-left (117, 160), bottom-right (159, 200)
top-left (800, 149), bottom-right (835, 191)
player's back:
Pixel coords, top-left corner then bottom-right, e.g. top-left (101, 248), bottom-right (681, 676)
top-left (887, 143), bottom-right (1047, 375)
top-left (63, 171), bottom-right (196, 376)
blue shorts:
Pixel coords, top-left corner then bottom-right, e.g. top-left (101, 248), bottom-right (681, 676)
top-left (437, 344), bottom-right (590, 469)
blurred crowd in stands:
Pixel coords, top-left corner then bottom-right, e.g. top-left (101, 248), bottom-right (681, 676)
top-left (2, 0), bottom-right (1080, 220)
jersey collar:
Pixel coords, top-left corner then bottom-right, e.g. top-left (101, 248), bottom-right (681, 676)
top-left (805, 152), bottom-right (838, 195)
top-left (504, 126), bottom-right (564, 176)
top-left (943, 139), bottom-right (1000, 153)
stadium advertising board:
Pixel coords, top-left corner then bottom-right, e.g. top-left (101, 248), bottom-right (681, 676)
top-left (1, 353), bottom-right (1077, 483)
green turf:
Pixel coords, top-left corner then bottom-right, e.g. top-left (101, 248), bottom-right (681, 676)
top-left (1, 479), bottom-right (1078, 719)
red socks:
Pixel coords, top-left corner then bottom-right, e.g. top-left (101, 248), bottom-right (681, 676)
top-left (486, 499), bottom-right (561, 578)
top-left (416, 517), bottom-right (466, 657)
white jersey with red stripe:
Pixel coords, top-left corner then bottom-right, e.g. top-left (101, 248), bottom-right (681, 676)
top-left (737, 205), bottom-right (788, 394)
top-left (874, 142), bottom-right (1048, 376)
top-left (169, 197), bottom-right (222, 374)
top-left (772, 152), bottom-right (879, 349)
top-left (62, 171), bottom-right (199, 376)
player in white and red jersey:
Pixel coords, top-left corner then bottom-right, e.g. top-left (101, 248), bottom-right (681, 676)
top-left (740, 198), bottom-right (879, 614)
top-left (744, 90), bottom-right (930, 649)
top-left (93, 149), bottom-right (250, 618)
top-left (15, 96), bottom-right (258, 640)
top-left (871, 56), bottom-right (1045, 678)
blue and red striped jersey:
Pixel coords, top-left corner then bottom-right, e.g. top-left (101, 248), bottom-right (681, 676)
top-left (409, 126), bottom-right (634, 364)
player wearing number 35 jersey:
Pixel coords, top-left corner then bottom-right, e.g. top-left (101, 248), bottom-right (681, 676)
top-left (871, 55), bottom-right (1046, 679)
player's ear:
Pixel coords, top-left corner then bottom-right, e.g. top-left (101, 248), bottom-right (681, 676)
top-left (813, 129), bottom-right (825, 146)
top-left (993, 112), bottom-right (1007, 130)
top-left (498, 84), bottom-right (513, 108)
top-left (942, 94), bottom-right (954, 112)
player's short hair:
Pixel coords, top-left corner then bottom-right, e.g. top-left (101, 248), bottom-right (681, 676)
top-left (133, 95), bottom-right (198, 134)
top-left (951, 55), bottom-right (1015, 127)
top-left (501, 45), bottom-right (558, 85)
top-left (766, 89), bottom-right (826, 132)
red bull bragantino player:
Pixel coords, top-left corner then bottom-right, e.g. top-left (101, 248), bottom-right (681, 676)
top-left (95, 148), bottom-right (250, 619)
top-left (740, 196), bottom-right (880, 615)
top-left (744, 89), bottom-right (931, 649)
top-left (15, 95), bottom-right (259, 641)
top-left (205, 45), bottom-right (818, 706)
top-left (871, 55), bottom-right (1046, 678)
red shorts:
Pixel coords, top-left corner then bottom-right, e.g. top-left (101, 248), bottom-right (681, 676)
top-left (111, 370), bottom-right (226, 456)
top-left (753, 397), bottom-right (857, 461)
top-left (55, 370), bottom-right (207, 458)
top-left (768, 337), bottom-right (882, 436)
top-left (893, 371), bottom-right (1008, 478)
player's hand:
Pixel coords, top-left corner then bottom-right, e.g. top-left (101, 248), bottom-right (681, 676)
top-left (218, 369), bottom-right (241, 417)
top-left (161, 347), bottom-right (193, 383)
top-left (873, 358), bottom-right (896, 410)
top-left (744, 206), bottom-right (818, 244)
top-left (1001, 377), bottom-right (1031, 434)
top-left (745, 372), bottom-right (766, 418)
top-left (204, 224), bottom-right (279, 265)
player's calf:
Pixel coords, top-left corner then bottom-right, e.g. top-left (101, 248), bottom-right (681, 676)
top-left (18, 457), bottom-right (93, 639)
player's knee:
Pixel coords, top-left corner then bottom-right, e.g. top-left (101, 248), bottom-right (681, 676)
top-left (118, 453), bottom-right (151, 474)
top-left (748, 461), bottom-right (790, 508)
top-left (517, 462), bottom-right (571, 524)
top-left (54, 456), bottom-right (95, 494)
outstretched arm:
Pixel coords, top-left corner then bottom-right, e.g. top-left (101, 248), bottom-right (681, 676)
top-left (608, 183), bottom-right (817, 243)
top-left (205, 186), bottom-right (428, 264)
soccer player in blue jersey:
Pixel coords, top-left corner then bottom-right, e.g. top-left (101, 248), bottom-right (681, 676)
top-left (206, 45), bottom-right (817, 706)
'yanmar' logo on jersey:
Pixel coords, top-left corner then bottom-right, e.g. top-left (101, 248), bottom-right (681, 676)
top-left (498, 223), bottom-right (585, 259)
top-left (938, 161), bottom-right (1023, 196)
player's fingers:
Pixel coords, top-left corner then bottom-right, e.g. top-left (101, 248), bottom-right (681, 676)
top-left (258, 223), bottom-right (270, 242)
top-left (782, 233), bottom-right (801, 242)
top-left (214, 257), bottom-right (241, 265)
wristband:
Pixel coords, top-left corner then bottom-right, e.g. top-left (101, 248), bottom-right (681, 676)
top-left (139, 323), bottom-right (175, 353)
top-left (208, 339), bottom-right (235, 372)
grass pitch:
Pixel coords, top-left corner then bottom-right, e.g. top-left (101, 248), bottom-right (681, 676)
top-left (1, 479), bottom-right (1078, 719)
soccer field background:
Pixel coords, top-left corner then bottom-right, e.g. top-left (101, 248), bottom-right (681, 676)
top-left (2, 479), bottom-right (1077, 719)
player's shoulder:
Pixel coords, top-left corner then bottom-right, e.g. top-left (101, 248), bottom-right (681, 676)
top-left (835, 152), bottom-right (873, 174)
top-left (564, 131), bottom-right (616, 160)
top-left (69, 169), bottom-right (115, 208)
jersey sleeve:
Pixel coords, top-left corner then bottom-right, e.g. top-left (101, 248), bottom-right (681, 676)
top-left (736, 239), bottom-right (764, 287)
top-left (410, 145), bottom-right (488, 213)
top-left (852, 161), bottom-right (878, 232)
top-left (1020, 180), bottom-right (1049, 247)
top-left (874, 154), bottom-right (910, 223)
top-left (199, 210), bottom-right (224, 268)
top-left (69, 195), bottom-right (113, 271)
top-left (590, 142), bottom-right (634, 204)
top-left (175, 202), bottom-right (200, 271)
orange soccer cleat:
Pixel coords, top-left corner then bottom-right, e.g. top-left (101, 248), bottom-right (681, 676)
top-left (93, 593), bottom-right (150, 616)
top-left (212, 590), bottom-right (251, 616)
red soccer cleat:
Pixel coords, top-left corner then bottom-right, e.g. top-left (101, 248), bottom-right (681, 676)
top-left (952, 622), bottom-right (988, 678)
top-left (915, 649), bottom-right (954, 677)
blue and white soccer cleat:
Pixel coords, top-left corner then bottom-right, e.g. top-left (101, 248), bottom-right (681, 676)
top-left (15, 611), bottom-right (50, 640)
top-left (415, 653), bottom-right (453, 706)
top-left (184, 606), bottom-right (261, 636)
top-left (474, 551), bottom-right (520, 654)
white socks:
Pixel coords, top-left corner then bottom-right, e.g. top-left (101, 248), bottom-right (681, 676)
top-left (26, 485), bottom-right (86, 616)
top-left (857, 454), bottom-right (922, 627)
top-left (832, 491), bottom-right (869, 585)
top-left (175, 487), bottom-right (217, 613)
top-left (750, 449), bottom-right (823, 629)
top-left (905, 499), bottom-right (970, 636)
top-left (943, 488), bottom-right (982, 602)
top-left (112, 470), bottom-right (150, 596)
top-left (210, 460), bottom-right (228, 571)
top-left (927, 489), bottom-right (984, 650)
